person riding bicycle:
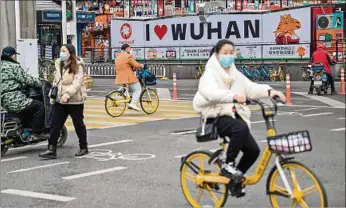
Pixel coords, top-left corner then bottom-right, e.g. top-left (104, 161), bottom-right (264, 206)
top-left (115, 44), bottom-right (144, 111)
top-left (193, 39), bottom-right (286, 197)
top-left (309, 42), bottom-right (337, 95)
top-left (0, 46), bottom-right (46, 140)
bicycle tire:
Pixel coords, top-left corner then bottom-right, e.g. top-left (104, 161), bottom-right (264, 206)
top-left (266, 160), bottom-right (328, 208)
top-left (180, 150), bottom-right (228, 208)
top-left (104, 91), bottom-right (127, 117)
top-left (140, 88), bottom-right (159, 114)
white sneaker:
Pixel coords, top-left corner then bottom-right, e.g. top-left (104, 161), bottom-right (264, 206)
top-left (128, 104), bottom-right (141, 111)
top-left (221, 162), bottom-right (244, 183)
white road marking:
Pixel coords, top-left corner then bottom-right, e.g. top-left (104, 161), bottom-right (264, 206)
top-left (8, 142), bottom-right (48, 151)
top-left (302, 112), bottom-right (333, 117)
top-left (171, 130), bottom-right (197, 135)
top-left (1, 156), bottom-right (28, 162)
top-left (338, 117), bottom-right (345, 120)
top-left (294, 108), bottom-right (319, 112)
top-left (292, 92), bottom-right (346, 108)
top-left (331, 128), bottom-right (345, 132)
top-left (175, 149), bottom-right (219, 158)
top-left (259, 140), bottom-right (267, 143)
top-left (1, 189), bottom-right (75, 202)
top-left (88, 139), bottom-right (133, 148)
top-left (7, 162), bottom-right (70, 174)
top-left (62, 166), bottom-right (127, 180)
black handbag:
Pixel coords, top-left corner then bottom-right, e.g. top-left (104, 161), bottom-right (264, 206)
top-left (196, 117), bottom-right (219, 142)
top-left (49, 69), bottom-right (66, 100)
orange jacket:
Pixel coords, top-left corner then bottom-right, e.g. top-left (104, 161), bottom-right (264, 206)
top-left (115, 52), bottom-right (142, 84)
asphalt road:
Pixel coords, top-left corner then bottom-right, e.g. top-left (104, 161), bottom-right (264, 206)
top-left (1, 102), bottom-right (345, 207)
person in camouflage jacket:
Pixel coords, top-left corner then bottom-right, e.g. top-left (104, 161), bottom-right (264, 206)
top-left (0, 46), bottom-right (46, 140)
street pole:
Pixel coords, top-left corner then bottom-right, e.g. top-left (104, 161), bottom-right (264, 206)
top-left (62, 0), bottom-right (67, 44)
top-left (15, 0), bottom-right (20, 46)
top-left (71, 0), bottom-right (78, 51)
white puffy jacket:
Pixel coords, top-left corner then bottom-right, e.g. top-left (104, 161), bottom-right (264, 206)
top-left (193, 54), bottom-right (272, 129)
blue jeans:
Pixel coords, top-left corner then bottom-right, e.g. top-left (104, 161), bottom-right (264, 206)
top-left (129, 82), bottom-right (141, 105)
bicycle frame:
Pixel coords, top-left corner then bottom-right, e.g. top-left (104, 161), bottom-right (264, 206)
top-left (110, 85), bottom-right (153, 104)
top-left (193, 99), bottom-right (294, 196)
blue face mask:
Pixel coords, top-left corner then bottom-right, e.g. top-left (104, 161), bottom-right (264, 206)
top-left (60, 52), bottom-right (68, 61)
top-left (219, 55), bottom-right (235, 68)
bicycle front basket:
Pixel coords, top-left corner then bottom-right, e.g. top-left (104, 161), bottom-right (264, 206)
top-left (267, 130), bottom-right (312, 155)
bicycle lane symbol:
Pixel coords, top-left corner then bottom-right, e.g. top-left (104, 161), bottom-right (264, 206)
top-left (75, 149), bottom-right (156, 162)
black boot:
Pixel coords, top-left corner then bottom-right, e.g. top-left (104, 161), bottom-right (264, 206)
top-left (75, 148), bottom-right (89, 157)
top-left (38, 145), bottom-right (57, 159)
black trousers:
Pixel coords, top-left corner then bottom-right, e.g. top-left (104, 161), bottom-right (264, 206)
top-left (22, 100), bottom-right (45, 134)
top-left (50, 103), bottom-right (87, 149)
top-left (215, 115), bottom-right (260, 174)
top-left (309, 73), bottom-right (335, 92)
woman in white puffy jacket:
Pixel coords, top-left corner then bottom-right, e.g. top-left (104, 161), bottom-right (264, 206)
top-left (193, 39), bottom-right (286, 197)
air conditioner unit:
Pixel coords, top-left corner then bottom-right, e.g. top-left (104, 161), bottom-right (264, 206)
top-left (317, 15), bottom-right (333, 29)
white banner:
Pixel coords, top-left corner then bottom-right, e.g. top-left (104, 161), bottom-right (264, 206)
top-left (262, 7), bottom-right (311, 44)
top-left (111, 20), bottom-right (145, 47)
top-left (235, 45), bottom-right (262, 59)
top-left (111, 47), bottom-right (145, 60)
top-left (263, 44), bottom-right (310, 59)
top-left (145, 47), bottom-right (179, 60)
top-left (180, 46), bottom-right (212, 60)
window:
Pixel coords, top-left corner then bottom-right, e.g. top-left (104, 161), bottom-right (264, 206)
top-left (130, 0), bottom-right (158, 17)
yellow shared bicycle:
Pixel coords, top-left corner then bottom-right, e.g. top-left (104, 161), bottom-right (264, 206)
top-left (180, 97), bottom-right (327, 207)
top-left (104, 82), bottom-right (159, 117)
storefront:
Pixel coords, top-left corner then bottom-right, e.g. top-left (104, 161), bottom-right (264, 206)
top-left (36, 10), bottom-right (95, 59)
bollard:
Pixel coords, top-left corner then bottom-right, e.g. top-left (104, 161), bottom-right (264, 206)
top-left (172, 72), bottom-right (178, 100)
top-left (43, 71), bottom-right (47, 81)
top-left (339, 67), bottom-right (345, 95)
top-left (285, 73), bottom-right (292, 105)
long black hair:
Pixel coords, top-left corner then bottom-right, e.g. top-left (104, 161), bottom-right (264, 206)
top-left (209, 39), bottom-right (235, 57)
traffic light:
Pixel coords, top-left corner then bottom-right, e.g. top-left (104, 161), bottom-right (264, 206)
top-left (66, 0), bottom-right (73, 22)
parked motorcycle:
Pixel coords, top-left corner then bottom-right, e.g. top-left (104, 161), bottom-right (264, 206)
top-left (311, 63), bottom-right (329, 95)
top-left (301, 65), bottom-right (313, 81)
top-left (1, 80), bottom-right (68, 157)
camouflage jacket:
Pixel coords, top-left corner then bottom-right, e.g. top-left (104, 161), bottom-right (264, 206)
top-left (0, 56), bottom-right (41, 113)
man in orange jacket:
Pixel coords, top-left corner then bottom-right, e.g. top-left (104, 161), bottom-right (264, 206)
top-left (115, 44), bottom-right (144, 111)
top-left (309, 42), bottom-right (337, 95)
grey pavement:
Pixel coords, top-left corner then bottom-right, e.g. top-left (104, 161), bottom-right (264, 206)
top-left (1, 104), bottom-right (345, 207)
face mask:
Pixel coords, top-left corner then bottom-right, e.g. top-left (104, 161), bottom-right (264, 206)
top-left (219, 55), bottom-right (235, 68)
top-left (60, 52), bottom-right (68, 61)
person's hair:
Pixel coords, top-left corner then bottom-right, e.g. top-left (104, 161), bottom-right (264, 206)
top-left (60, 43), bottom-right (80, 74)
top-left (121, 44), bottom-right (130, 51)
top-left (209, 39), bottom-right (234, 57)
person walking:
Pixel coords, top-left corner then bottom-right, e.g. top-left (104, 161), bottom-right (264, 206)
top-left (115, 44), bottom-right (144, 111)
top-left (39, 44), bottom-right (88, 159)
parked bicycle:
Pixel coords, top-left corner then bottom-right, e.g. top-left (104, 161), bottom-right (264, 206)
top-left (240, 64), bottom-right (260, 81)
top-left (195, 63), bottom-right (205, 80)
top-left (180, 97), bottom-right (327, 208)
top-left (257, 64), bottom-right (271, 81)
top-left (269, 62), bottom-right (285, 82)
top-left (105, 72), bottom-right (159, 117)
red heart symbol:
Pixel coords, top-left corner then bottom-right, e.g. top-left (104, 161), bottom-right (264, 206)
top-left (154, 25), bottom-right (168, 40)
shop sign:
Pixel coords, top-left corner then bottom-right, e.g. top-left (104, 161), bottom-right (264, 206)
top-left (180, 46), bottom-right (212, 60)
top-left (144, 47), bottom-right (179, 60)
top-left (235, 45), bottom-right (262, 60)
top-left (111, 48), bottom-right (145, 60)
top-left (262, 44), bottom-right (310, 59)
top-left (76, 12), bottom-right (95, 23)
top-left (42, 11), bottom-right (62, 22)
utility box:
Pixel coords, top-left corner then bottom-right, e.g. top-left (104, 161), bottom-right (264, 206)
top-left (16, 39), bottom-right (39, 78)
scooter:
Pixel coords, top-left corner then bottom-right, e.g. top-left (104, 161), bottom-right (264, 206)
top-left (301, 65), bottom-right (313, 81)
top-left (1, 80), bottom-right (68, 157)
top-left (311, 63), bottom-right (329, 95)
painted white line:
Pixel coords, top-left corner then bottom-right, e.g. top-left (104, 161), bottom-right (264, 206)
top-left (302, 112), bottom-right (333, 117)
top-left (88, 139), bottom-right (133, 148)
top-left (62, 166), bottom-right (127, 180)
top-left (338, 117), bottom-right (345, 120)
top-left (294, 108), bottom-right (319, 112)
top-left (171, 130), bottom-right (197, 135)
top-left (259, 140), bottom-right (267, 143)
top-left (80, 114), bottom-right (159, 121)
top-left (8, 142), bottom-right (48, 151)
top-left (175, 154), bottom-right (187, 158)
top-left (251, 120), bottom-right (276, 124)
top-left (292, 92), bottom-right (346, 108)
top-left (1, 189), bottom-right (75, 202)
top-left (1, 156), bottom-right (28, 162)
top-left (331, 128), bottom-right (345, 132)
top-left (175, 149), bottom-right (219, 158)
top-left (7, 162), bottom-right (70, 174)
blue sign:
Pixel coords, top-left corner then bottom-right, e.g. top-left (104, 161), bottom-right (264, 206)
top-left (42, 11), bottom-right (62, 21)
top-left (41, 10), bottom-right (95, 23)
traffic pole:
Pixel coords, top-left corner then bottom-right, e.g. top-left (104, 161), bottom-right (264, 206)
top-left (285, 73), bottom-right (292, 105)
top-left (339, 67), bottom-right (345, 95)
top-left (172, 72), bottom-right (178, 100)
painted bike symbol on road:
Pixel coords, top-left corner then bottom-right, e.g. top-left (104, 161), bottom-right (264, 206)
top-left (76, 149), bottom-right (156, 162)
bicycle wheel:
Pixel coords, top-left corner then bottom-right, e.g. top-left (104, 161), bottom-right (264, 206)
top-left (267, 161), bottom-right (328, 208)
top-left (252, 70), bottom-right (261, 81)
top-left (104, 91), bottom-right (127, 117)
top-left (270, 71), bottom-right (277, 82)
top-left (140, 88), bottom-right (159, 114)
top-left (279, 69), bottom-right (285, 82)
top-left (180, 151), bottom-right (228, 208)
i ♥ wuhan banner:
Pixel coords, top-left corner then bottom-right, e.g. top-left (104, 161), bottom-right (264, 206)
top-left (111, 7), bottom-right (311, 60)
